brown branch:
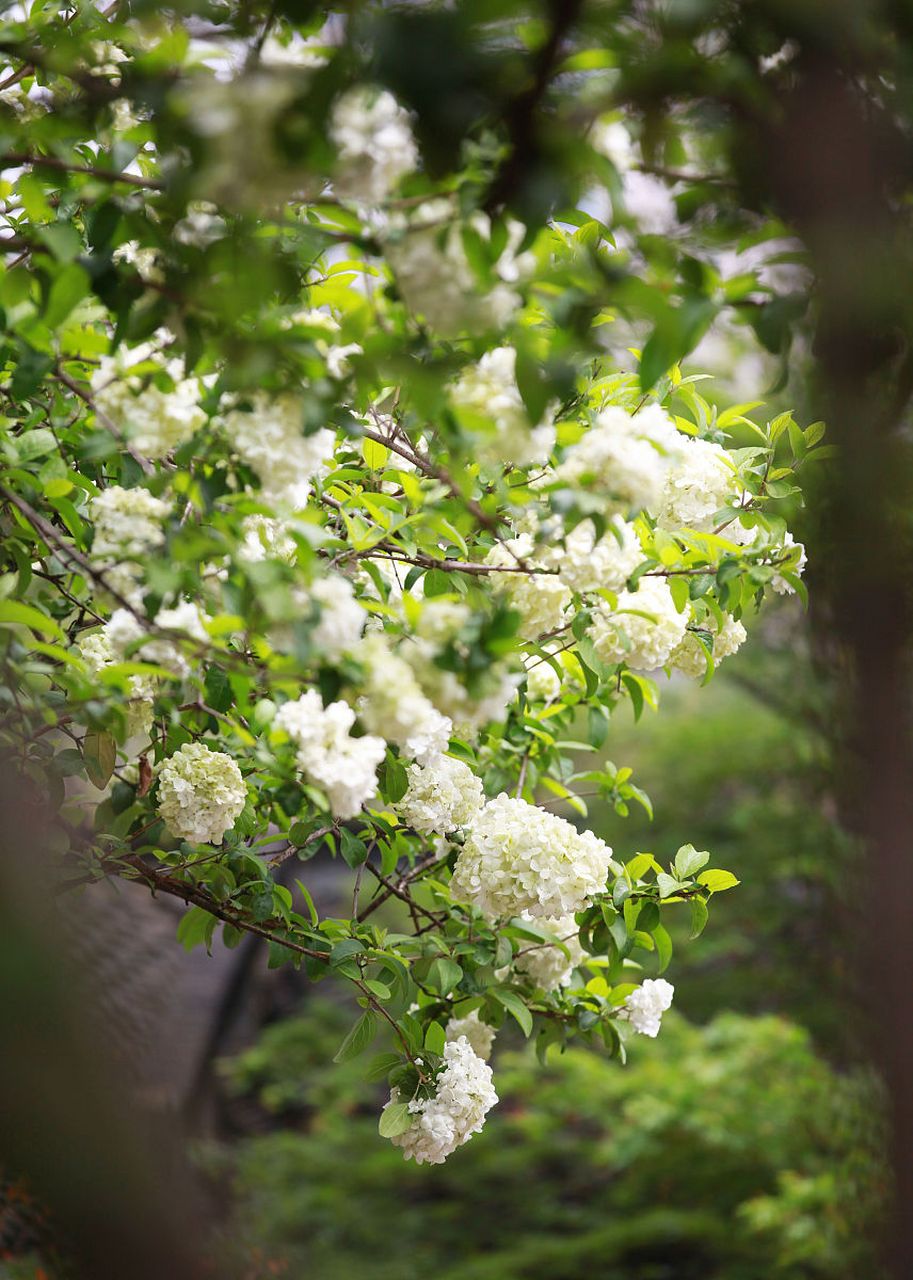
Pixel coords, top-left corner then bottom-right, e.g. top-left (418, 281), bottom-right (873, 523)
top-left (0, 152), bottom-right (163, 190)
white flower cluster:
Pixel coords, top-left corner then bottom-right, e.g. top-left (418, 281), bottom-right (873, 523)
top-left (771, 531), bottom-right (808, 595)
top-left (557, 404), bottom-right (684, 516)
top-left (451, 793), bottom-right (615, 922)
top-left (445, 1009), bottom-right (496, 1061)
top-left (410, 646), bottom-right (519, 737)
top-left (657, 436), bottom-right (739, 531)
top-left (237, 514), bottom-right (297, 564)
top-left (386, 203), bottom-right (534, 337)
top-left (670, 613), bottom-right (747, 679)
top-left (156, 742), bottom-right (247, 845)
top-left (450, 346), bottom-right (556, 467)
top-left (621, 978), bottom-right (674, 1037)
top-left (77, 626), bottom-right (155, 736)
top-left (385, 1036), bottom-right (498, 1165)
top-left (91, 340), bottom-right (207, 459)
top-left (485, 536), bottom-right (570, 641)
top-left (329, 86), bottom-right (418, 203)
top-left (221, 392), bottom-right (336, 508)
top-left (554, 517), bottom-right (643, 595)
top-left (91, 485), bottom-right (171, 561)
top-left (310, 574), bottom-right (366, 660)
top-left (90, 485), bottom-right (172, 605)
top-left (515, 914), bottom-right (585, 991)
top-left (523, 652), bottom-right (562, 704)
top-left (356, 635), bottom-right (452, 765)
top-left (397, 755), bottom-right (484, 836)
top-left (275, 690), bottom-right (385, 820)
top-left (589, 577), bottom-right (688, 671)
top-left (107, 602), bottom-right (209, 679)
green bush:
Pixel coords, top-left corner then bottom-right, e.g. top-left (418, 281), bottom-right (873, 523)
top-left (216, 1000), bottom-right (885, 1280)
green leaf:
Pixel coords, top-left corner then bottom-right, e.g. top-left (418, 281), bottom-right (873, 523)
top-left (491, 987), bottom-right (533, 1037)
top-left (0, 599), bottom-right (64, 639)
top-left (689, 896), bottom-right (710, 939)
top-left (656, 872), bottom-right (683, 899)
top-left (176, 905), bottom-right (216, 952)
top-left (44, 262), bottom-right (90, 329)
top-left (333, 1010), bottom-right (377, 1064)
top-left (673, 844), bottom-right (711, 879)
top-left (652, 923), bottom-right (673, 973)
top-left (428, 956), bottom-right (463, 995)
top-left (83, 730), bottom-right (117, 790)
top-left (424, 1020), bottom-right (447, 1055)
top-left (380, 755), bottom-right (409, 803)
top-left (378, 1100), bottom-right (413, 1138)
top-left (697, 869), bottom-right (740, 893)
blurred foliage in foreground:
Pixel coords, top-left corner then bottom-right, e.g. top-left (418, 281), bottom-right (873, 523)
top-left (214, 998), bottom-right (885, 1280)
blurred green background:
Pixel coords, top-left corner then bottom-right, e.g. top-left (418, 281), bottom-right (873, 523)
top-left (206, 596), bottom-right (886, 1280)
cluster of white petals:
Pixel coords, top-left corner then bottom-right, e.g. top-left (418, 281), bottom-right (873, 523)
top-left (237, 514), bottom-right (297, 563)
top-left (486, 535), bottom-right (570, 641)
top-left (445, 1009), bottom-right (496, 1061)
top-left (356, 635), bottom-right (452, 764)
top-left (410, 648), bottom-right (518, 737)
top-left (275, 690), bottom-right (385, 820)
top-left (77, 626), bottom-right (155, 736)
top-left (515, 914), bottom-right (585, 991)
top-left (221, 392), bottom-right (336, 508)
top-left (386, 203), bottom-right (533, 337)
top-left (554, 517), bottom-right (643, 594)
top-left (90, 485), bottom-right (171, 560)
top-left (148, 601), bottom-right (209, 676)
top-left (589, 577), bottom-right (688, 671)
top-left (670, 613), bottom-right (747, 679)
top-left (556, 405), bottom-right (681, 515)
top-left (450, 346), bottom-right (556, 466)
top-left (398, 754), bottom-right (484, 836)
top-left (156, 742), bottom-right (247, 844)
top-left (385, 1036), bottom-right (498, 1165)
top-left (523, 652), bottom-right (562, 704)
top-left (310, 574), bottom-right (366, 660)
top-left (329, 86), bottom-right (418, 203)
top-left (771, 531), bottom-right (808, 595)
top-left (451, 794), bottom-right (615, 921)
top-left (657, 436), bottom-right (739, 530)
top-left (91, 340), bottom-right (206, 459)
top-left (621, 978), bottom-right (675, 1037)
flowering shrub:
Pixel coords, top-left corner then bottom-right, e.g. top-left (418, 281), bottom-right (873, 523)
top-left (0, 3), bottom-right (827, 1162)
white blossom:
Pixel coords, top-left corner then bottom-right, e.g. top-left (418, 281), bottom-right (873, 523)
top-left (398, 755), bottom-right (484, 836)
top-left (523, 652), bottom-right (561, 704)
top-left (657, 436), bottom-right (739, 531)
top-left (384, 1036), bottom-right (498, 1165)
top-left (310, 574), bottom-right (366, 660)
top-left (451, 793), bottom-right (615, 922)
top-left (554, 517), bottom-right (643, 594)
top-left (90, 485), bottom-right (171, 560)
top-left (221, 392), bottom-right (336, 508)
top-left (386, 203), bottom-right (533, 337)
top-left (450, 346), bottom-right (556, 467)
top-left (771, 532), bottom-right (808, 595)
top-left (156, 742), bottom-right (247, 844)
top-left (77, 626), bottom-right (154, 736)
top-left (589, 577), bottom-right (688, 671)
top-left (91, 339), bottom-right (206, 459)
top-left (237, 514), bottom-right (297, 563)
top-left (445, 1010), bottom-right (496, 1060)
top-left (356, 635), bottom-right (452, 764)
top-left (485, 535), bottom-right (570, 641)
top-left (670, 613), bottom-right (747, 679)
top-left (145, 601), bottom-right (209, 677)
top-left (329, 86), bottom-right (418, 203)
top-left (275, 690), bottom-right (385, 820)
top-left (556, 406), bottom-right (680, 516)
top-left (621, 977), bottom-right (674, 1037)
top-left (515, 914), bottom-right (585, 991)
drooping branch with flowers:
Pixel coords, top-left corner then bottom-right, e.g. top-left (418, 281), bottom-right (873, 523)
top-left (0, 2), bottom-right (825, 1166)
